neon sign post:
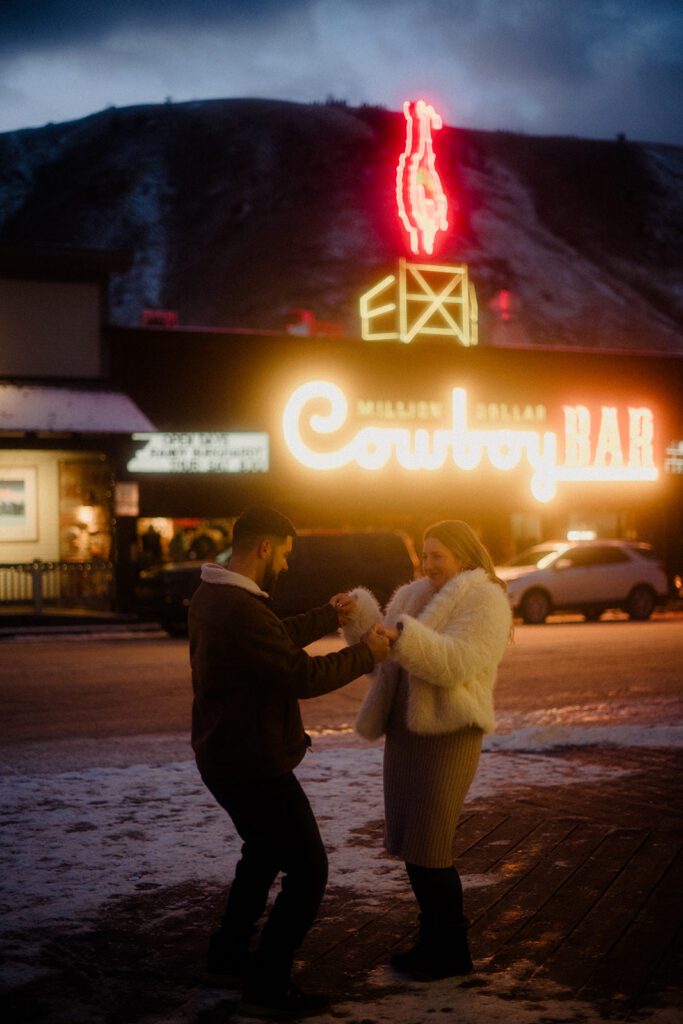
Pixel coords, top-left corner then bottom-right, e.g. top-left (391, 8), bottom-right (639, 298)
top-left (282, 381), bottom-right (658, 503)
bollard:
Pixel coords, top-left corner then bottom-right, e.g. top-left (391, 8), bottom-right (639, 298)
top-left (31, 561), bottom-right (44, 615)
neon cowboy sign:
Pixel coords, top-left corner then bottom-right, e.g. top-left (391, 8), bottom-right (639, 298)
top-left (282, 381), bottom-right (658, 503)
top-left (396, 99), bottom-right (448, 255)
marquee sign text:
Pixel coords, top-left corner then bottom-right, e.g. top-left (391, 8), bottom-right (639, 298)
top-left (128, 433), bottom-right (269, 474)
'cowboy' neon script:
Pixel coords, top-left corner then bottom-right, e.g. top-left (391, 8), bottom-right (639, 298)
top-left (282, 381), bottom-right (657, 503)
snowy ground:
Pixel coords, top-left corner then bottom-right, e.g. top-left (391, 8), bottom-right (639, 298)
top-left (2, 714), bottom-right (682, 1022)
top-left (0, 742), bottom-right (635, 933)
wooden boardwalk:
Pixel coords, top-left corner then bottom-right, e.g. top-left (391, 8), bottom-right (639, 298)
top-left (298, 747), bottom-right (683, 1022)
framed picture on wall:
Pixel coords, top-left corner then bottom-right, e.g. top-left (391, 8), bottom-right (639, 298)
top-left (0, 467), bottom-right (38, 542)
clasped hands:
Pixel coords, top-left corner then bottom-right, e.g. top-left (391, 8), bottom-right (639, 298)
top-left (329, 592), bottom-right (399, 664)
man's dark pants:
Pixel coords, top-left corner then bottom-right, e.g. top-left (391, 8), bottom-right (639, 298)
top-left (205, 769), bottom-right (328, 991)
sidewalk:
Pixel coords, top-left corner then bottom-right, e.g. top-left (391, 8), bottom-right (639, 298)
top-left (2, 742), bottom-right (680, 1023)
top-left (0, 607), bottom-right (163, 638)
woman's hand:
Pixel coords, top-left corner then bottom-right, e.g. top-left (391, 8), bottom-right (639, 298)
top-left (330, 592), bottom-right (357, 625)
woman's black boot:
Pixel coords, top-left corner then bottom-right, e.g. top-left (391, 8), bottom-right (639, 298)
top-left (390, 916), bottom-right (473, 979)
top-left (393, 863), bottom-right (473, 979)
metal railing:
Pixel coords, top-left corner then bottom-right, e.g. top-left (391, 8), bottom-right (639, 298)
top-left (0, 561), bottom-right (114, 613)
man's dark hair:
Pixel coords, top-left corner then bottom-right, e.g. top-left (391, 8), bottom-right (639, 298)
top-left (231, 505), bottom-right (296, 554)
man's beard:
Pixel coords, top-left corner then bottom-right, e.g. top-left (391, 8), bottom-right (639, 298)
top-left (262, 555), bottom-right (278, 595)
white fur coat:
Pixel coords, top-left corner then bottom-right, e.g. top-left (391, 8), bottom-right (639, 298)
top-left (343, 569), bottom-right (512, 738)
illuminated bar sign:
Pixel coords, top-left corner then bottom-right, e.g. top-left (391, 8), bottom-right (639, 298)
top-left (282, 381), bottom-right (658, 503)
top-left (128, 433), bottom-right (269, 474)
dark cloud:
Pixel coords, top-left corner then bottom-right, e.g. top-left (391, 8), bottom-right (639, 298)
top-left (0, 0), bottom-right (293, 51)
top-left (393, 0), bottom-right (683, 141)
top-left (1, 0), bottom-right (682, 144)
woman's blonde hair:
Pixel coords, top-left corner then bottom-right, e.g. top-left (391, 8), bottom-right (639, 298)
top-left (424, 520), bottom-right (507, 591)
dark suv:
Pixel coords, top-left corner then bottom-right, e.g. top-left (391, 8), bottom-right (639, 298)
top-left (135, 529), bottom-right (419, 635)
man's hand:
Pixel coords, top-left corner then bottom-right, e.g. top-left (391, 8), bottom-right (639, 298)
top-left (361, 624), bottom-right (391, 664)
top-left (330, 592), bottom-right (356, 626)
top-left (377, 625), bottom-right (401, 647)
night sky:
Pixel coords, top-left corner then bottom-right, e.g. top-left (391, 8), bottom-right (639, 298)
top-left (1, 0), bottom-right (682, 144)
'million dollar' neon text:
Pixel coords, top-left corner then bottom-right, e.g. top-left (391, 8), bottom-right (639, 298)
top-left (282, 381), bottom-right (657, 502)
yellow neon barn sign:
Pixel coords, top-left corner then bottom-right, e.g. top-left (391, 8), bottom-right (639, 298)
top-left (360, 259), bottom-right (478, 346)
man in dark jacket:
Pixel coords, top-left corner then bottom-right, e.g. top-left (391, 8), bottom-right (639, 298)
top-left (189, 505), bottom-right (389, 1019)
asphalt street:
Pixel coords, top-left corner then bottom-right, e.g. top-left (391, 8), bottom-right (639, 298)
top-left (0, 614), bottom-right (681, 769)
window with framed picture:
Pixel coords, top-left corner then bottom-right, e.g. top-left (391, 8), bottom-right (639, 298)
top-left (0, 467), bottom-right (38, 542)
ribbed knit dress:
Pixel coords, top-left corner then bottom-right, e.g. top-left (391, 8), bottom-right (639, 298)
top-left (384, 669), bottom-right (482, 867)
top-left (382, 573), bottom-right (484, 868)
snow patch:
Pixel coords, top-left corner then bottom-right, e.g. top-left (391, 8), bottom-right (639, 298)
top-left (486, 723), bottom-right (683, 750)
top-left (0, 745), bottom-right (628, 937)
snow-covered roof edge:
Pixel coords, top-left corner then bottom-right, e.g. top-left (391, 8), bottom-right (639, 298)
top-left (0, 384), bottom-right (155, 433)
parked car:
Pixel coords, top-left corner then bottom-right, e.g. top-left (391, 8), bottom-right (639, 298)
top-left (135, 529), bottom-right (419, 635)
top-left (496, 539), bottom-right (669, 624)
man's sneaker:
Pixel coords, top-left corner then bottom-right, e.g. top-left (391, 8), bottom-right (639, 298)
top-left (238, 983), bottom-right (331, 1019)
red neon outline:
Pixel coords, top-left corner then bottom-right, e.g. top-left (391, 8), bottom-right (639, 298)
top-left (396, 99), bottom-right (449, 255)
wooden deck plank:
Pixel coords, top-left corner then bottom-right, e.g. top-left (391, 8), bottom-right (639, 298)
top-left (464, 814), bottom-right (571, 878)
top-left (498, 828), bottom-right (648, 987)
top-left (300, 893), bottom-right (414, 993)
top-left (639, 917), bottom-right (683, 1018)
top-left (577, 846), bottom-right (683, 1012)
top-left (501, 752), bottom-right (683, 830)
top-left (476, 821), bottom-right (607, 962)
top-left (536, 830), bottom-right (677, 992)
top-left (453, 809), bottom-right (511, 857)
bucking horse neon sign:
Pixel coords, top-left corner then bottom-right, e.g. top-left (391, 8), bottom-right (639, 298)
top-left (395, 99), bottom-right (449, 256)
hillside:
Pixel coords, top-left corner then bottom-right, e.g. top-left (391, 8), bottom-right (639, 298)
top-left (1, 98), bottom-right (681, 352)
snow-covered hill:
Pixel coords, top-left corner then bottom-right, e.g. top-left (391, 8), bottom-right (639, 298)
top-left (1, 98), bottom-right (681, 352)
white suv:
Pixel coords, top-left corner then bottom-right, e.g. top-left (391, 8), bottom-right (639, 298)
top-left (497, 540), bottom-right (669, 624)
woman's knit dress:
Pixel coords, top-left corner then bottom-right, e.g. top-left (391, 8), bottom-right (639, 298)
top-left (383, 583), bottom-right (484, 868)
top-left (383, 667), bottom-right (482, 867)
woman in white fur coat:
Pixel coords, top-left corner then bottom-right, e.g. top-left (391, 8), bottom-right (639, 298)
top-left (344, 520), bottom-right (511, 980)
